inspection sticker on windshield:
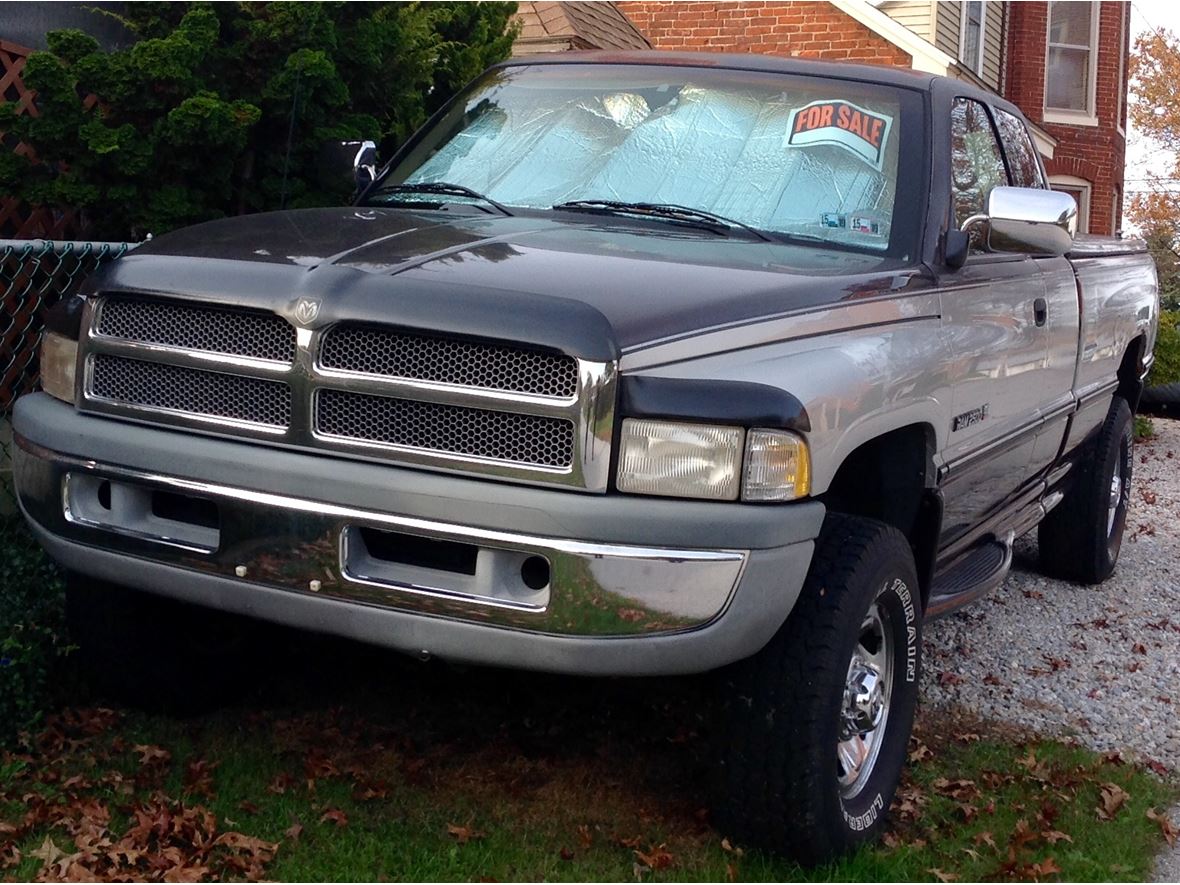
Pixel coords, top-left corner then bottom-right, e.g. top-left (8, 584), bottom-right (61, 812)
top-left (786, 100), bottom-right (893, 171)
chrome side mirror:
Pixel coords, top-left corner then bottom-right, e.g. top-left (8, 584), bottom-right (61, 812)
top-left (317, 139), bottom-right (379, 198)
top-left (353, 140), bottom-right (378, 191)
top-left (962, 186), bottom-right (1077, 257)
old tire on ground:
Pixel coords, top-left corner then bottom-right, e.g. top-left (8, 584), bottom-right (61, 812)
top-left (1038, 397), bottom-right (1133, 585)
top-left (1138, 381), bottom-right (1180, 416)
top-left (714, 513), bottom-right (922, 864)
top-left (66, 574), bottom-right (254, 713)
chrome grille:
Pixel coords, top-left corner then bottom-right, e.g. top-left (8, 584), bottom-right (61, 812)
top-left (91, 354), bottom-right (291, 427)
top-left (81, 295), bottom-right (615, 491)
top-left (316, 389), bottom-right (575, 468)
top-left (98, 296), bottom-right (296, 363)
top-left (320, 324), bottom-right (578, 398)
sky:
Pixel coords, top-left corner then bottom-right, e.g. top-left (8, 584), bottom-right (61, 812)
top-left (1127, 0), bottom-right (1180, 211)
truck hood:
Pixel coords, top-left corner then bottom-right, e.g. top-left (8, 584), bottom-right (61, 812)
top-left (108, 206), bottom-right (926, 358)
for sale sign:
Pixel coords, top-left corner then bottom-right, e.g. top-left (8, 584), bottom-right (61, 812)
top-left (785, 99), bottom-right (893, 171)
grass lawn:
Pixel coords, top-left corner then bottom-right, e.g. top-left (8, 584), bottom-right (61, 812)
top-left (0, 622), bottom-right (1176, 883)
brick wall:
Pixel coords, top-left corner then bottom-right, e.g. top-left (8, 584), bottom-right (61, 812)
top-left (616, 1), bottom-right (912, 67)
top-left (1005, 1), bottom-right (1128, 234)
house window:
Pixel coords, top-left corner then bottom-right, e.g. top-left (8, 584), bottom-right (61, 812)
top-left (1045, 1), bottom-right (1098, 121)
top-left (1049, 175), bottom-right (1090, 234)
top-left (959, 1), bottom-right (985, 76)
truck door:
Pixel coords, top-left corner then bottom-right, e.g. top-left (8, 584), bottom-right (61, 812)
top-left (938, 98), bottom-right (1052, 544)
top-left (990, 107), bottom-right (1079, 478)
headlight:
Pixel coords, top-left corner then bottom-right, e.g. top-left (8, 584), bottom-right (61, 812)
top-left (617, 419), bottom-right (811, 502)
top-left (617, 419), bottom-right (744, 500)
top-left (744, 429), bottom-right (810, 501)
top-left (40, 330), bottom-right (79, 404)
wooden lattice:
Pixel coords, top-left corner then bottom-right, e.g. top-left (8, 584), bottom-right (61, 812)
top-left (0, 38), bottom-right (84, 240)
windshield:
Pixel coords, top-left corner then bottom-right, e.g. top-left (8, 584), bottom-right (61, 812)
top-left (372, 63), bottom-right (925, 257)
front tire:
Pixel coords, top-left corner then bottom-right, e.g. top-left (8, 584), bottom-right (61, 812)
top-left (714, 514), bottom-right (922, 864)
top-left (1038, 397), bottom-right (1133, 584)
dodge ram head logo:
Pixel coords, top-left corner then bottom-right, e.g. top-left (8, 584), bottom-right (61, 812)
top-left (294, 298), bottom-right (321, 325)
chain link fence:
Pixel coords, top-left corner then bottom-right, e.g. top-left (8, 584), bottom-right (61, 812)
top-left (1, 239), bottom-right (139, 513)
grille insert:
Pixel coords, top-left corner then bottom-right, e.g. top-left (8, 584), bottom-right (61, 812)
top-left (316, 389), bottom-right (574, 468)
top-left (91, 355), bottom-right (291, 428)
top-left (98, 296), bottom-right (296, 363)
top-left (319, 325), bottom-right (578, 398)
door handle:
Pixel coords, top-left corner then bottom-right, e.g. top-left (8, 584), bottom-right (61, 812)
top-left (1033, 297), bottom-right (1048, 327)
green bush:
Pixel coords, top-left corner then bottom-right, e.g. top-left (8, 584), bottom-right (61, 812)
top-left (0, 2), bottom-right (518, 240)
top-left (0, 516), bottom-right (69, 745)
top-left (1148, 309), bottom-right (1180, 387)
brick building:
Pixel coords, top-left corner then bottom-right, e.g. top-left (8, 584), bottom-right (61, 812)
top-left (1004, 1), bottom-right (1129, 235)
top-left (513, 1), bottom-right (1130, 235)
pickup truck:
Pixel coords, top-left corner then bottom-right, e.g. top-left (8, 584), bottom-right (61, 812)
top-left (13, 52), bottom-right (1159, 862)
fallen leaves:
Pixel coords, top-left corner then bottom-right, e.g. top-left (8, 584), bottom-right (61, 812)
top-left (1029, 856), bottom-right (1062, 878)
top-left (183, 759), bottom-right (217, 799)
top-left (319, 808), bottom-right (349, 828)
top-left (352, 781), bottom-right (389, 802)
top-left (29, 835), bottom-right (66, 867)
top-left (0, 709), bottom-right (281, 883)
top-left (1097, 782), bottom-right (1131, 821)
top-left (266, 772), bottom-right (297, 795)
top-left (908, 739), bottom-right (934, 763)
top-left (633, 843), bottom-right (675, 872)
top-left (1147, 807), bottom-right (1179, 847)
top-left (134, 745), bottom-right (171, 767)
top-left (18, 794), bottom-right (279, 882)
top-left (446, 822), bottom-right (485, 844)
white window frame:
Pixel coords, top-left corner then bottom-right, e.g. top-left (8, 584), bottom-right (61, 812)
top-left (1043, 0), bottom-right (1099, 127)
top-left (958, 0), bottom-right (986, 76)
top-left (1049, 174), bottom-right (1091, 233)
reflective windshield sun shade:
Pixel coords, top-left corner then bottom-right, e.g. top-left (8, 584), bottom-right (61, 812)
top-left (380, 64), bottom-right (922, 257)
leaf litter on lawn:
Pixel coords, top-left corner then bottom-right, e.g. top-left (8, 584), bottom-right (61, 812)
top-left (0, 656), bottom-right (1175, 883)
top-left (0, 708), bottom-right (277, 882)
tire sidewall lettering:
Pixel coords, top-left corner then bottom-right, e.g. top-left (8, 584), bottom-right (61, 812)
top-left (887, 576), bottom-right (919, 684)
top-left (842, 792), bottom-right (884, 831)
top-left (839, 572), bottom-right (921, 833)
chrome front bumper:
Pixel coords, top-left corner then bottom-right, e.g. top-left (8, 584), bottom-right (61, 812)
top-left (14, 393), bottom-right (823, 675)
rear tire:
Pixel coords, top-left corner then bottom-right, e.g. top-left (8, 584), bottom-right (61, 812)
top-left (713, 513), bottom-right (922, 864)
top-left (1038, 397), bottom-right (1133, 584)
top-left (66, 574), bottom-right (253, 713)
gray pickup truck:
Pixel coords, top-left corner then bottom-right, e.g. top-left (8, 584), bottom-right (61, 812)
top-left (13, 52), bottom-right (1159, 861)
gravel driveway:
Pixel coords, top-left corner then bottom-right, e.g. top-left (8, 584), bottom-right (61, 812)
top-left (920, 416), bottom-right (1180, 878)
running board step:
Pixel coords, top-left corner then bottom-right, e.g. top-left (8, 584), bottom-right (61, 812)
top-left (926, 537), bottom-right (1012, 619)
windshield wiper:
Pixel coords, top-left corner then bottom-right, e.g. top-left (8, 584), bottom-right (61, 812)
top-left (553, 200), bottom-right (773, 242)
top-left (371, 182), bottom-right (513, 216)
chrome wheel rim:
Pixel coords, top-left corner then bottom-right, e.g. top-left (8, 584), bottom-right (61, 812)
top-left (837, 590), bottom-right (893, 799)
top-left (1107, 437), bottom-right (1130, 539)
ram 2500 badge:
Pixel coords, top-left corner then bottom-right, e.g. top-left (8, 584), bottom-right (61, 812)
top-left (14, 53), bottom-right (1159, 862)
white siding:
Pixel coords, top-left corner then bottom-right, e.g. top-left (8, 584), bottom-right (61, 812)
top-left (877, 0), bottom-right (936, 41)
top-left (935, 0), bottom-right (961, 57)
top-left (982, 2), bottom-right (1004, 90)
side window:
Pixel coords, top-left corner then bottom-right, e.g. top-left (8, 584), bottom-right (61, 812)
top-left (993, 108), bottom-right (1045, 189)
top-left (950, 98), bottom-right (1010, 249)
